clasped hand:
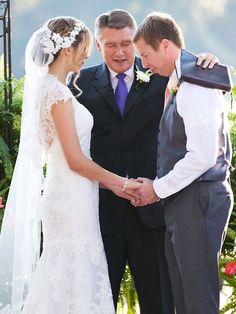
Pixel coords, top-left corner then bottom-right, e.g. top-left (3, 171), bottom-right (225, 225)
top-left (114, 177), bottom-right (160, 207)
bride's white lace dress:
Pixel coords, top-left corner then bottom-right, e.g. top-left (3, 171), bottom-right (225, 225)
top-left (15, 74), bottom-right (114, 314)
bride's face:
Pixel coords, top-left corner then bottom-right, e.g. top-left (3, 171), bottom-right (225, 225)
top-left (71, 40), bottom-right (89, 73)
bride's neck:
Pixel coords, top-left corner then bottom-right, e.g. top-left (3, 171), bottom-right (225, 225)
top-left (48, 60), bottom-right (68, 85)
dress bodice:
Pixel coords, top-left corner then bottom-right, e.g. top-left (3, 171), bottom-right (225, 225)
top-left (38, 74), bottom-right (93, 162)
top-left (0, 74), bottom-right (115, 314)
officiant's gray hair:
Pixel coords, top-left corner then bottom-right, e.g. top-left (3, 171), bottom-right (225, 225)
top-left (134, 12), bottom-right (185, 50)
top-left (94, 9), bottom-right (137, 40)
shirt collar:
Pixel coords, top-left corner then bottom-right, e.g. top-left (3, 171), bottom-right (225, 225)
top-left (170, 50), bottom-right (181, 81)
top-left (108, 65), bottom-right (134, 80)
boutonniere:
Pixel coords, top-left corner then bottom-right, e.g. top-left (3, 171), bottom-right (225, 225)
top-left (135, 66), bottom-right (153, 89)
top-left (167, 76), bottom-right (180, 96)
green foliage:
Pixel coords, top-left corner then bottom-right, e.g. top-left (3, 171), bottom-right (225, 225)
top-left (220, 245), bottom-right (236, 313)
top-left (0, 135), bottom-right (13, 180)
top-left (219, 79), bottom-right (236, 312)
top-left (232, 86), bottom-right (236, 100)
top-left (223, 111), bottom-right (236, 251)
top-left (0, 70), bottom-right (24, 217)
top-left (118, 265), bottom-right (139, 314)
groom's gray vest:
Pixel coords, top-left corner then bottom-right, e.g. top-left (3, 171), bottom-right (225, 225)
top-left (157, 51), bottom-right (232, 183)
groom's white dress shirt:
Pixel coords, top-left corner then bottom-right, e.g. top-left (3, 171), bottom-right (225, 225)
top-left (153, 54), bottom-right (226, 199)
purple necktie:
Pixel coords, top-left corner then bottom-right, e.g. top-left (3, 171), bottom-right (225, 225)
top-left (115, 73), bottom-right (128, 115)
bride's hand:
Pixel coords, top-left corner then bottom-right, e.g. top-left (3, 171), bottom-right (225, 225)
top-left (107, 183), bottom-right (138, 202)
top-left (124, 178), bottom-right (142, 195)
top-left (107, 179), bottom-right (141, 202)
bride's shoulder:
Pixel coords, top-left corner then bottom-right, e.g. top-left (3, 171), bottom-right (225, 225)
top-left (40, 74), bottom-right (68, 93)
top-left (39, 74), bottom-right (72, 112)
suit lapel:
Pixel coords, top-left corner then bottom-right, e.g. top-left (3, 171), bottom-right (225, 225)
top-left (124, 58), bottom-right (150, 117)
top-left (91, 60), bottom-right (151, 118)
top-left (92, 63), bottom-right (121, 117)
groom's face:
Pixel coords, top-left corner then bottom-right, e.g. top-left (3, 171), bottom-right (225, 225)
top-left (96, 26), bottom-right (135, 73)
top-left (135, 38), bottom-right (171, 76)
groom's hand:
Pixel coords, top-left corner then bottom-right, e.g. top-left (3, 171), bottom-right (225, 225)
top-left (196, 53), bottom-right (219, 69)
top-left (132, 177), bottom-right (160, 207)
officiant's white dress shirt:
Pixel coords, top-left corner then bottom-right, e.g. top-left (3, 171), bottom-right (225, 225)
top-left (109, 66), bottom-right (134, 93)
top-left (153, 54), bottom-right (227, 199)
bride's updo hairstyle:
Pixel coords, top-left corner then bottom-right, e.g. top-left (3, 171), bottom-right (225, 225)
top-left (47, 16), bottom-right (92, 62)
top-left (31, 16), bottom-right (92, 68)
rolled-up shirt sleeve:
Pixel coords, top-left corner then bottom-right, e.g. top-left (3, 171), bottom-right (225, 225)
top-left (153, 83), bottom-right (224, 199)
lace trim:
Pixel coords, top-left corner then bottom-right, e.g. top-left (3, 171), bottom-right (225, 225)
top-left (39, 75), bottom-right (72, 150)
top-left (0, 304), bottom-right (22, 314)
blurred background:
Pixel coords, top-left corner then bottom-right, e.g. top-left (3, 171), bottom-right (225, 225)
top-left (1, 0), bottom-right (236, 78)
top-left (0, 1), bottom-right (236, 312)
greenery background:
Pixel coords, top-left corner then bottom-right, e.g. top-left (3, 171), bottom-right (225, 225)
top-left (0, 0), bottom-right (236, 312)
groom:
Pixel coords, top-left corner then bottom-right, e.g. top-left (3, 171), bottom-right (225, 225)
top-left (133, 12), bottom-right (233, 314)
top-left (69, 9), bottom-right (219, 313)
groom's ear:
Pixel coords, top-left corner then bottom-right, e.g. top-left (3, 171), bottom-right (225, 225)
top-left (160, 39), bottom-right (170, 53)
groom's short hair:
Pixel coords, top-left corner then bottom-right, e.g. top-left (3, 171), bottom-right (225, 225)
top-left (94, 9), bottom-right (137, 40)
top-left (134, 12), bottom-right (184, 50)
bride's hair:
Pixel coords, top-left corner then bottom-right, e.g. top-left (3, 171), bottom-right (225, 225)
top-left (47, 17), bottom-right (93, 95)
top-left (30, 16), bottom-right (93, 95)
top-left (31, 16), bottom-right (92, 67)
top-left (47, 16), bottom-right (93, 63)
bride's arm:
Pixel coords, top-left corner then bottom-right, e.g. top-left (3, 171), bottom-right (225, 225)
top-left (51, 99), bottom-right (140, 194)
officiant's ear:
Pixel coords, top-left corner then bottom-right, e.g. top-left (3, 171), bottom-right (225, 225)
top-left (95, 40), bottom-right (102, 52)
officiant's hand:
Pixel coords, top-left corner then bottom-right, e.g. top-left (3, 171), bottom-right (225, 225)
top-left (196, 53), bottom-right (219, 69)
top-left (131, 177), bottom-right (160, 207)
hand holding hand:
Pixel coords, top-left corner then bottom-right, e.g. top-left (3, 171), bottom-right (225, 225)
top-left (196, 53), bottom-right (219, 69)
top-left (109, 184), bottom-right (139, 202)
top-left (109, 178), bottom-right (141, 203)
top-left (123, 178), bottom-right (142, 195)
top-left (131, 177), bottom-right (160, 207)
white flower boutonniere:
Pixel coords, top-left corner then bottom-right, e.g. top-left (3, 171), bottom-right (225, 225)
top-left (135, 66), bottom-right (153, 89)
top-left (167, 76), bottom-right (180, 96)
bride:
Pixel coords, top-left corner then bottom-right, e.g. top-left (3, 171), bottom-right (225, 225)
top-left (0, 16), bottom-right (140, 313)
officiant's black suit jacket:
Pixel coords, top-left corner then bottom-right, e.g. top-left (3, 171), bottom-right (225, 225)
top-left (70, 57), bottom-right (168, 234)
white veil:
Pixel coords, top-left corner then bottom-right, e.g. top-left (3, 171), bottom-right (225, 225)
top-left (0, 28), bottom-right (49, 312)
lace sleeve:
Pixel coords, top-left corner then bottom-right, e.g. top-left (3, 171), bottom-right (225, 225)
top-left (39, 76), bottom-right (72, 149)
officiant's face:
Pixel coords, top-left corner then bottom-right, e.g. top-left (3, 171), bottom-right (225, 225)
top-left (135, 38), bottom-right (171, 76)
top-left (96, 26), bottom-right (135, 74)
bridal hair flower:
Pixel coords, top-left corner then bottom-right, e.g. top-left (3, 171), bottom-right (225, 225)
top-left (135, 66), bottom-right (153, 89)
top-left (40, 23), bottom-right (84, 63)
